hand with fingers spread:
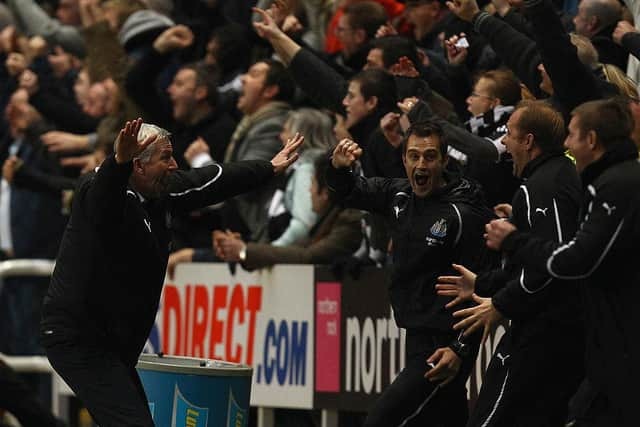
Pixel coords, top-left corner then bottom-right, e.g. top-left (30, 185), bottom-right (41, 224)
top-left (445, 33), bottom-right (469, 66)
top-left (453, 294), bottom-right (503, 343)
top-left (436, 264), bottom-right (477, 309)
top-left (115, 118), bottom-right (158, 164)
top-left (331, 139), bottom-right (363, 169)
top-left (271, 132), bottom-right (304, 174)
top-left (253, 6), bottom-right (285, 41)
top-left (42, 131), bottom-right (89, 153)
top-left (493, 203), bottom-right (512, 218)
top-left (446, 0), bottom-right (481, 22)
top-left (485, 219), bottom-right (517, 250)
top-left (268, 0), bottom-right (293, 30)
top-left (424, 347), bottom-right (461, 385)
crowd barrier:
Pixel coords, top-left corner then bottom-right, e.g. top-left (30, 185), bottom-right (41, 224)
top-left (148, 263), bottom-right (508, 423)
top-left (0, 259), bottom-right (75, 422)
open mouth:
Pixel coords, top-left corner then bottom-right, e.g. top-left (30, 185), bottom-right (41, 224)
top-left (414, 173), bottom-right (429, 187)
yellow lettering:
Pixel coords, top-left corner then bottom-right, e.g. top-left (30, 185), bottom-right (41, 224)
top-left (186, 409), bottom-right (199, 427)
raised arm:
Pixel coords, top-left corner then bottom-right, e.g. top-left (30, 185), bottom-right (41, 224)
top-left (326, 139), bottom-right (400, 215)
top-left (447, 0), bottom-right (545, 98)
top-left (82, 119), bottom-right (157, 227)
top-left (253, 6), bottom-right (348, 114)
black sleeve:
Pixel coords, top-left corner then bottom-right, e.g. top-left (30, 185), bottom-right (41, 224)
top-left (472, 12), bottom-right (545, 98)
top-left (475, 268), bottom-right (510, 296)
top-left (288, 48), bottom-right (348, 115)
top-left (503, 176), bottom-right (632, 280)
top-left (326, 163), bottom-right (399, 216)
top-left (30, 89), bottom-right (100, 134)
top-left (13, 163), bottom-right (77, 192)
top-left (492, 173), bottom-right (580, 319)
top-left (81, 154), bottom-right (133, 228)
top-left (621, 32), bottom-right (640, 61)
top-left (124, 48), bottom-right (174, 125)
top-left (166, 160), bottom-right (274, 213)
top-left (500, 9), bottom-right (535, 38)
top-left (525, 0), bottom-right (603, 112)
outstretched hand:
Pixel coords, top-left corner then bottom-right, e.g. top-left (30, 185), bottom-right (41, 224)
top-left (115, 118), bottom-right (157, 164)
top-left (453, 294), bottom-right (502, 343)
top-left (253, 7), bottom-right (285, 40)
top-left (436, 264), bottom-right (477, 309)
top-left (271, 132), bottom-right (304, 174)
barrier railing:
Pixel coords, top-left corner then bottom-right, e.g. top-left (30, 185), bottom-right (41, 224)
top-left (0, 259), bottom-right (74, 420)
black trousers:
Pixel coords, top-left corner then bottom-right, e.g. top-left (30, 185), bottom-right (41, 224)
top-left (0, 359), bottom-right (62, 427)
top-left (468, 324), bottom-right (583, 427)
top-left (42, 332), bottom-right (154, 427)
top-left (364, 330), bottom-right (475, 427)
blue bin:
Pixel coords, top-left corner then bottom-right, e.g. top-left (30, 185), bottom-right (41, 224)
top-left (136, 354), bottom-right (252, 427)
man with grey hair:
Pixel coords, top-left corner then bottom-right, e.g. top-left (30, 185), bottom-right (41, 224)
top-left (39, 118), bottom-right (304, 427)
top-left (573, 0), bottom-right (628, 69)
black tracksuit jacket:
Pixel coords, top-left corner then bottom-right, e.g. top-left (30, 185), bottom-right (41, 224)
top-left (41, 154), bottom-right (274, 366)
top-left (326, 166), bottom-right (497, 334)
top-left (478, 152), bottom-right (583, 327)
top-left (502, 139), bottom-right (640, 425)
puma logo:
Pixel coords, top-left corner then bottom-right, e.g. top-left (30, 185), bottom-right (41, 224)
top-left (602, 203), bottom-right (616, 216)
top-left (144, 218), bottom-right (152, 233)
top-left (394, 206), bottom-right (401, 219)
top-left (535, 207), bottom-right (548, 216)
top-left (496, 352), bottom-right (510, 366)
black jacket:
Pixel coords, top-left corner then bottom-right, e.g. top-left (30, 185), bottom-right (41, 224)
top-left (501, 139), bottom-right (640, 425)
top-left (478, 153), bottom-right (582, 329)
top-left (327, 166), bottom-right (497, 332)
top-left (41, 155), bottom-right (274, 366)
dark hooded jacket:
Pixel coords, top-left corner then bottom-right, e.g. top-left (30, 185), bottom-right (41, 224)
top-left (327, 165), bottom-right (498, 331)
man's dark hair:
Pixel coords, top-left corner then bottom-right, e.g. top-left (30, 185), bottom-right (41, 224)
top-left (571, 97), bottom-right (635, 148)
top-left (350, 68), bottom-right (397, 113)
top-left (180, 62), bottom-right (220, 108)
top-left (514, 100), bottom-right (565, 153)
top-left (402, 120), bottom-right (448, 158)
top-left (370, 36), bottom-right (420, 70)
top-left (343, 1), bottom-right (388, 40)
top-left (209, 23), bottom-right (250, 75)
top-left (480, 69), bottom-right (522, 107)
top-left (262, 58), bottom-right (295, 103)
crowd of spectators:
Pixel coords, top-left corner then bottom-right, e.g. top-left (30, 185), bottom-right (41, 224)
top-left (1, 0), bottom-right (640, 424)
